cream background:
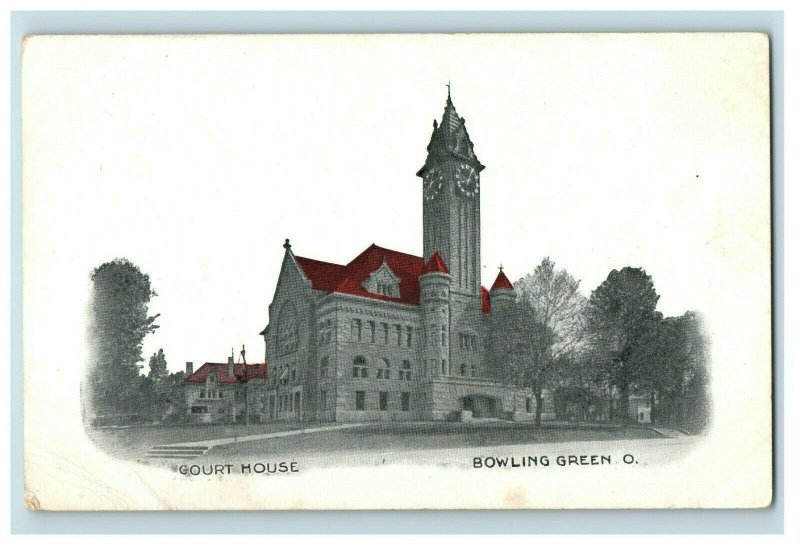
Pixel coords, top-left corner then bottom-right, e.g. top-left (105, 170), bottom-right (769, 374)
top-left (22, 33), bottom-right (771, 509)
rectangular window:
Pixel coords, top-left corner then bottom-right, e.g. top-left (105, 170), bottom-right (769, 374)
top-left (319, 357), bottom-right (328, 378)
top-left (471, 365), bottom-right (477, 378)
top-left (352, 319), bottom-right (362, 342)
top-left (441, 359), bottom-right (447, 375)
top-left (353, 357), bottom-right (367, 378)
top-left (406, 327), bottom-right (413, 347)
top-left (379, 391), bottom-right (388, 411)
top-left (395, 325), bottom-right (402, 346)
top-left (399, 360), bottom-right (412, 381)
top-left (441, 325), bottom-right (447, 347)
top-left (199, 390), bottom-right (205, 398)
top-left (526, 397), bottom-right (533, 413)
top-left (401, 392), bottom-right (410, 412)
top-left (191, 406), bottom-right (208, 414)
top-left (460, 364), bottom-right (466, 376)
top-left (355, 391), bottom-right (366, 411)
top-left (382, 323), bottom-right (389, 344)
top-left (369, 321), bottom-right (376, 343)
top-left (320, 390), bottom-right (327, 409)
top-left (294, 391), bottom-right (301, 414)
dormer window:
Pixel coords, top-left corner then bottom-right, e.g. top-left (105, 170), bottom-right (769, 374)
top-left (362, 260), bottom-right (401, 298)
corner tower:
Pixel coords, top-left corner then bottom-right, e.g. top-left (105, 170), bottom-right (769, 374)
top-left (417, 88), bottom-right (484, 296)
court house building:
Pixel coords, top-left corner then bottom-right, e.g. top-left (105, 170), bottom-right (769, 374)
top-left (260, 91), bottom-right (551, 423)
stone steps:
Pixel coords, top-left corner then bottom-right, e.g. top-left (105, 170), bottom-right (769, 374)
top-left (144, 445), bottom-right (210, 459)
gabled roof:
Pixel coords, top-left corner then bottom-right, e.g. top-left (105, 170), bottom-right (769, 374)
top-left (295, 244), bottom-right (425, 305)
top-left (417, 91), bottom-right (484, 177)
top-left (184, 362), bottom-right (268, 384)
top-left (423, 251), bottom-right (450, 274)
top-left (292, 243), bottom-right (492, 313)
top-left (491, 270), bottom-right (514, 291)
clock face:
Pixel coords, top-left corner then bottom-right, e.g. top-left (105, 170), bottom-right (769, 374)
top-left (455, 163), bottom-right (480, 197)
top-left (424, 167), bottom-right (445, 202)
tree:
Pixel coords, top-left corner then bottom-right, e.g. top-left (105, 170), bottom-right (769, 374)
top-left (506, 258), bottom-right (589, 424)
top-left (636, 311), bottom-right (709, 429)
top-left (515, 258), bottom-right (588, 362)
top-left (486, 299), bottom-right (553, 426)
top-left (586, 267), bottom-right (660, 424)
top-left (148, 348), bottom-right (168, 383)
top-left (86, 259), bottom-right (160, 422)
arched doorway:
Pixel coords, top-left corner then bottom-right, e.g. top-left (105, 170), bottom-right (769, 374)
top-left (461, 395), bottom-right (501, 418)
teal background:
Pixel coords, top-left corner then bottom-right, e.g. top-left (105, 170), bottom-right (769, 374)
top-left (9, 10), bottom-right (784, 534)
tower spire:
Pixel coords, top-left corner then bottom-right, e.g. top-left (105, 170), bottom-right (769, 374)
top-left (416, 87), bottom-right (484, 177)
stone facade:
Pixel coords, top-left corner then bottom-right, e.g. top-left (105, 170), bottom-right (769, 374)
top-left (260, 92), bottom-right (555, 424)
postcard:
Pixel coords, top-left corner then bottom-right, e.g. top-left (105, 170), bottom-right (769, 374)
top-left (22, 33), bottom-right (771, 510)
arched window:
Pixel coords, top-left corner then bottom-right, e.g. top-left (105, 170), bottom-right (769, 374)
top-left (353, 356), bottom-right (367, 378)
top-left (277, 302), bottom-right (299, 355)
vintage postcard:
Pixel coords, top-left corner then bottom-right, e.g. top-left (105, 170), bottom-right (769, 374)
top-left (22, 33), bottom-right (771, 510)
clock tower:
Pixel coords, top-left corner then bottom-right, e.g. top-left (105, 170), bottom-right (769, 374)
top-left (417, 89), bottom-right (484, 296)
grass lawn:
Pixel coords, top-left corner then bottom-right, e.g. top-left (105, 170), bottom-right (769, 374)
top-left (88, 420), bottom-right (662, 461)
top-left (205, 421), bottom-right (661, 460)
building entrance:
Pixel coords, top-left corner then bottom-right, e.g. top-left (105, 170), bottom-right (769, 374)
top-left (461, 395), bottom-right (501, 418)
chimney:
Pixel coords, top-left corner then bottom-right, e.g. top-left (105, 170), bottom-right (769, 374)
top-left (185, 362), bottom-right (193, 375)
top-left (228, 355), bottom-right (235, 376)
top-left (241, 345), bottom-right (247, 365)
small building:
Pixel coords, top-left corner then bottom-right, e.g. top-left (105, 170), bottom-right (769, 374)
top-left (183, 356), bottom-right (268, 423)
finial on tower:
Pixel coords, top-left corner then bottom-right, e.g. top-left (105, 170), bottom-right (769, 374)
top-left (498, 264), bottom-right (504, 273)
top-left (283, 238), bottom-right (292, 250)
top-left (446, 81), bottom-right (451, 99)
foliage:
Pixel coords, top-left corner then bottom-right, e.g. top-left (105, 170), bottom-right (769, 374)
top-left (635, 311), bottom-right (710, 428)
top-left (148, 348), bottom-right (169, 382)
top-left (586, 267), bottom-right (661, 423)
top-left (515, 257), bottom-right (588, 363)
top-left (86, 258), bottom-right (160, 422)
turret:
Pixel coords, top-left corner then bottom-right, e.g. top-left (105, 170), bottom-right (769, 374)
top-left (489, 268), bottom-right (515, 311)
top-left (419, 252), bottom-right (451, 377)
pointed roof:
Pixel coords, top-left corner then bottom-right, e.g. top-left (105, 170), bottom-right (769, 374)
top-left (422, 251), bottom-right (449, 274)
top-left (491, 270), bottom-right (514, 291)
top-left (417, 89), bottom-right (484, 177)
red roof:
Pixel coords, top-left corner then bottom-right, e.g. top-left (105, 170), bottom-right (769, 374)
top-left (491, 270), bottom-right (514, 291)
top-left (185, 362), bottom-right (268, 384)
top-left (294, 243), bottom-right (492, 313)
top-left (294, 256), bottom-right (345, 292)
top-left (295, 244), bottom-right (425, 305)
top-left (423, 251), bottom-right (450, 274)
top-left (481, 286), bottom-right (491, 313)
